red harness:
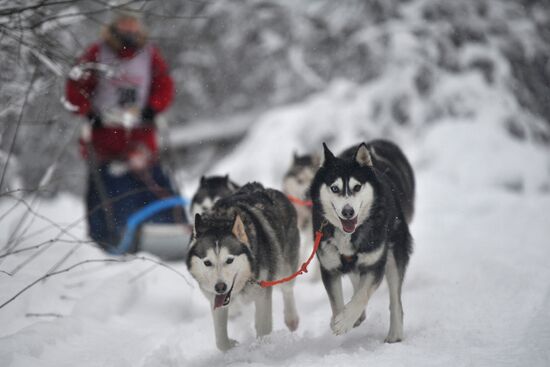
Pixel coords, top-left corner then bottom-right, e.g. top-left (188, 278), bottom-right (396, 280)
top-left (286, 194), bottom-right (313, 208)
top-left (258, 221), bottom-right (327, 288)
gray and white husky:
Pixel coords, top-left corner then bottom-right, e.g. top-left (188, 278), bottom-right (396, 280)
top-left (186, 183), bottom-right (301, 351)
top-left (282, 152), bottom-right (320, 231)
top-left (310, 140), bottom-right (414, 342)
top-left (190, 175), bottom-right (239, 220)
top-left (282, 152), bottom-right (321, 281)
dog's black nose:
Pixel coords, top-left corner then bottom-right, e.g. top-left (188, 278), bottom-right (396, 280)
top-left (341, 205), bottom-right (355, 219)
top-left (215, 282), bottom-right (227, 294)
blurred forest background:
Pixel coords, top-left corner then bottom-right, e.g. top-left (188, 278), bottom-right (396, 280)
top-left (1, 0), bottom-right (550, 196)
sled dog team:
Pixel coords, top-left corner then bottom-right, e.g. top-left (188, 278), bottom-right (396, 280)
top-left (187, 140), bottom-right (415, 351)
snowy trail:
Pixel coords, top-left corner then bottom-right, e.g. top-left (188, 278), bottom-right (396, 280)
top-left (3, 0), bottom-right (550, 364)
top-left (1, 165), bottom-right (549, 367)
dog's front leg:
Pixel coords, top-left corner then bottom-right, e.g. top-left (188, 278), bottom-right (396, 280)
top-left (321, 268), bottom-right (345, 327)
top-left (281, 281), bottom-right (300, 331)
top-left (212, 307), bottom-right (237, 351)
top-left (349, 273), bottom-right (366, 328)
top-left (332, 273), bottom-right (380, 336)
top-left (254, 286), bottom-right (273, 337)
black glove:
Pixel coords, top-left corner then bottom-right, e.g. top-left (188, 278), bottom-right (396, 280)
top-left (87, 111), bottom-right (103, 129)
top-left (141, 106), bottom-right (157, 125)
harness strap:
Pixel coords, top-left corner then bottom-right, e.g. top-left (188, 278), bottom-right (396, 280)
top-left (258, 220), bottom-right (327, 288)
top-left (286, 194), bottom-right (313, 208)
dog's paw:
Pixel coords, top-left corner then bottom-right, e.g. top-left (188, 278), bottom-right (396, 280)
top-left (384, 331), bottom-right (402, 344)
top-left (331, 309), bottom-right (360, 336)
top-left (353, 310), bottom-right (366, 328)
top-left (285, 314), bottom-right (299, 332)
top-left (217, 338), bottom-right (239, 352)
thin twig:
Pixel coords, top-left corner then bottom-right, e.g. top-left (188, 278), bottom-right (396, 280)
top-left (0, 0), bottom-right (82, 17)
top-left (1, 193), bottom-right (82, 255)
top-left (0, 259), bottom-right (119, 310)
top-left (25, 312), bottom-right (63, 318)
top-left (43, 242), bottom-right (84, 280)
top-left (127, 264), bottom-right (157, 284)
top-left (0, 239), bottom-right (54, 259)
top-left (3, 123), bottom-right (79, 254)
top-left (0, 66), bottom-right (37, 190)
top-left (131, 255), bottom-right (193, 287)
top-left (10, 242), bottom-right (55, 274)
top-left (0, 239), bottom-right (95, 260)
top-left (0, 200), bottom-right (22, 223)
top-left (0, 256), bottom-right (193, 310)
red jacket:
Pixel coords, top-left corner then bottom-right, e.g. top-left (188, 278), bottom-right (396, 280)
top-left (66, 43), bottom-right (174, 162)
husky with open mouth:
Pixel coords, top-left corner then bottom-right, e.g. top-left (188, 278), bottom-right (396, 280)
top-left (310, 140), bottom-right (415, 343)
top-left (186, 183), bottom-right (301, 351)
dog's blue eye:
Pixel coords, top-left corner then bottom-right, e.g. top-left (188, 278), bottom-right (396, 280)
top-left (330, 186), bottom-right (340, 193)
top-left (353, 184), bottom-right (361, 192)
top-left (204, 260), bottom-right (212, 267)
top-left (226, 258), bottom-right (234, 265)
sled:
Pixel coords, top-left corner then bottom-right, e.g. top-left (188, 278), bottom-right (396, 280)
top-left (76, 106), bottom-right (191, 260)
top-left (111, 196), bottom-right (192, 261)
top-left (139, 223), bottom-right (191, 260)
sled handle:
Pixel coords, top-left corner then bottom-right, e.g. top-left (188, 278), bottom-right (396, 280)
top-left (110, 196), bottom-right (189, 255)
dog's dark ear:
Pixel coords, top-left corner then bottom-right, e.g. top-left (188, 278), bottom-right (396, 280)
top-left (194, 213), bottom-right (204, 237)
top-left (321, 142), bottom-right (335, 167)
top-left (354, 143), bottom-right (373, 167)
top-left (231, 214), bottom-right (250, 247)
top-left (200, 176), bottom-right (206, 185)
top-left (293, 150), bottom-right (299, 162)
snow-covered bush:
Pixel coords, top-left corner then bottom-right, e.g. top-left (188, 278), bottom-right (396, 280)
top-left (2, 0), bottom-right (550, 194)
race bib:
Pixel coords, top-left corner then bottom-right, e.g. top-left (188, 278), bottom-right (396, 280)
top-left (117, 87), bottom-right (138, 107)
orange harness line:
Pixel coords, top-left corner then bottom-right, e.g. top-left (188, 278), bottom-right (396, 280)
top-left (258, 221), bottom-right (327, 288)
top-left (286, 194), bottom-right (313, 208)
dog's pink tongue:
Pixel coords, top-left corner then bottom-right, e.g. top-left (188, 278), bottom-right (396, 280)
top-left (341, 217), bottom-right (358, 233)
top-left (214, 294), bottom-right (226, 309)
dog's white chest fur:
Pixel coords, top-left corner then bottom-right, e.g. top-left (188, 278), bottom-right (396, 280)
top-left (333, 231), bottom-right (354, 255)
top-left (318, 229), bottom-right (386, 270)
top-left (318, 231), bottom-right (355, 271)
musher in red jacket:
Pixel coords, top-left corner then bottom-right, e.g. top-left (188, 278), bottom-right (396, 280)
top-left (66, 13), bottom-right (186, 252)
top-left (66, 12), bottom-right (173, 162)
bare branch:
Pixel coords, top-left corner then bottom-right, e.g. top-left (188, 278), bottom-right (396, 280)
top-left (0, 66), bottom-right (37, 190)
top-left (127, 264), bottom-right (157, 284)
top-left (0, 255), bottom-right (193, 310)
top-left (43, 242), bottom-right (85, 278)
top-left (0, 1), bottom-right (82, 17)
top-left (1, 193), bottom-right (83, 251)
top-left (0, 239), bottom-right (94, 260)
top-left (9, 242), bottom-right (55, 274)
top-left (25, 312), bottom-right (63, 318)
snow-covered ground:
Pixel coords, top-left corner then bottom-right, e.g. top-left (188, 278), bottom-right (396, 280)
top-left (1, 118), bottom-right (549, 366)
top-left (2, 67), bottom-right (550, 367)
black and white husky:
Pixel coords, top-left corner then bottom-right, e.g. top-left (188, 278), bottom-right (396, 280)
top-left (190, 175), bottom-right (239, 219)
top-left (186, 183), bottom-right (301, 351)
top-left (310, 140), bottom-right (414, 342)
